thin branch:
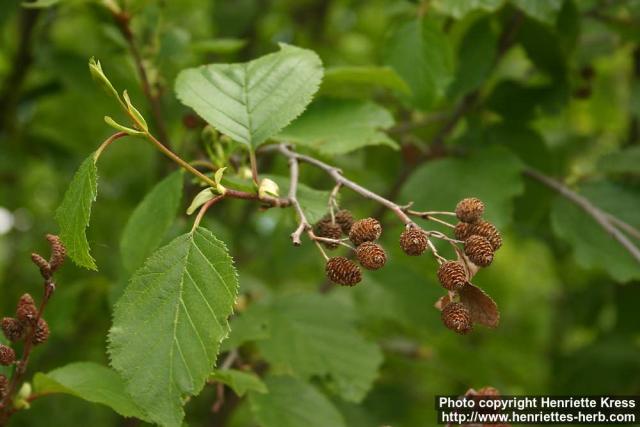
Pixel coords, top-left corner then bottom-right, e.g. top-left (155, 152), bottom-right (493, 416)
top-left (276, 144), bottom-right (414, 225)
top-left (524, 168), bottom-right (640, 264)
top-left (285, 147), bottom-right (311, 245)
top-left (605, 214), bottom-right (640, 241)
top-left (113, 11), bottom-right (170, 146)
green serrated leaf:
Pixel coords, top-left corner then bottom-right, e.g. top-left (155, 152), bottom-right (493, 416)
top-left (209, 369), bottom-right (267, 396)
top-left (599, 146), bottom-right (640, 175)
top-left (384, 18), bottom-right (453, 110)
top-left (550, 181), bottom-right (640, 282)
top-left (33, 362), bottom-right (148, 420)
top-left (109, 227), bottom-right (239, 427)
top-left (319, 66), bottom-right (410, 98)
top-left (400, 146), bottom-right (524, 228)
top-left (22, 0), bottom-right (60, 8)
top-left (120, 171), bottom-right (183, 272)
top-left (257, 294), bottom-right (383, 402)
top-left (249, 376), bottom-right (346, 427)
top-left (55, 154), bottom-right (99, 270)
top-left (265, 175), bottom-right (330, 224)
top-left (175, 43), bottom-right (323, 149)
top-left (277, 99), bottom-right (397, 155)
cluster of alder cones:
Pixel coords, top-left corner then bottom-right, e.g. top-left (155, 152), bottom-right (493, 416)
top-left (0, 235), bottom-right (64, 398)
top-left (315, 210), bottom-right (387, 286)
top-left (436, 198), bottom-right (502, 334)
top-left (316, 198), bottom-right (502, 335)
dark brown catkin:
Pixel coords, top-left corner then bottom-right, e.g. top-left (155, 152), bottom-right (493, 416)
top-left (16, 293), bottom-right (38, 325)
top-left (314, 219), bottom-right (342, 249)
top-left (349, 218), bottom-right (382, 246)
top-left (400, 227), bottom-right (428, 256)
top-left (437, 261), bottom-right (467, 291)
top-left (464, 235), bottom-right (494, 267)
top-left (46, 234), bottom-right (66, 271)
top-left (0, 374), bottom-right (7, 397)
top-left (1, 317), bottom-right (25, 342)
top-left (355, 242), bottom-right (387, 270)
top-left (325, 257), bottom-right (362, 286)
top-left (441, 302), bottom-right (472, 334)
top-left (32, 318), bottom-right (50, 345)
top-left (468, 220), bottom-right (502, 250)
top-left (455, 197), bottom-right (485, 223)
top-left (334, 209), bottom-right (355, 234)
top-left (454, 222), bottom-right (471, 241)
top-left (31, 253), bottom-right (51, 277)
top-left (0, 345), bottom-right (15, 365)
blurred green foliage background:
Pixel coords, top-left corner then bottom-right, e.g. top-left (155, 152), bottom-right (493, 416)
top-left (1, 0), bottom-right (640, 426)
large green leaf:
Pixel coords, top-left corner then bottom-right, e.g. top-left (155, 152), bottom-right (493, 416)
top-left (277, 99), bottom-right (397, 155)
top-left (384, 18), bottom-right (453, 110)
top-left (449, 16), bottom-right (498, 98)
top-left (248, 376), bottom-right (346, 427)
top-left (550, 181), bottom-right (640, 282)
top-left (400, 146), bottom-right (524, 228)
top-left (55, 154), bottom-right (99, 270)
top-left (120, 171), bottom-right (183, 272)
top-left (319, 66), bottom-right (410, 98)
top-left (256, 294), bottom-right (383, 402)
top-left (431, 0), bottom-right (504, 18)
top-left (511, 0), bottom-right (563, 24)
top-left (109, 227), bottom-right (239, 427)
top-left (33, 362), bottom-right (148, 420)
top-left (209, 369), bottom-right (267, 396)
top-left (266, 175), bottom-right (330, 224)
top-left (175, 44), bottom-right (323, 149)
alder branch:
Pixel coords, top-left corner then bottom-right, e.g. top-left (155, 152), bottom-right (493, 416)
top-left (112, 11), bottom-right (170, 146)
top-left (286, 148), bottom-right (311, 245)
top-left (276, 144), bottom-right (414, 226)
top-left (524, 168), bottom-right (640, 264)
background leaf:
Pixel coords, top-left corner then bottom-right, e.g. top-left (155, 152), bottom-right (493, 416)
top-left (120, 171), bottom-right (183, 272)
top-left (550, 181), bottom-right (640, 282)
top-left (431, 0), bottom-right (504, 18)
top-left (400, 146), bottom-right (524, 228)
top-left (209, 369), bottom-right (267, 396)
top-left (255, 294), bottom-right (383, 402)
top-left (511, 0), bottom-right (563, 25)
top-left (277, 99), bottom-right (397, 155)
top-left (175, 44), bottom-right (323, 149)
top-left (319, 66), bottom-right (410, 99)
top-left (55, 154), bottom-right (99, 270)
top-left (109, 227), bottom-right (239, 427)
top-left (33, 362), bottom-right (148, 420)
top-left (248, 376), bottom-right (346, 427)
top-left (384, 17), bottom-right (454, 110)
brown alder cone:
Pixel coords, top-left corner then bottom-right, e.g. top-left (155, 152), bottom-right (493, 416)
top-left (441, 302), bottom-right (472, 334)
top-left (455, 197), bottom-right (485, 223)
top-left (454, 222), bottom-right (471, 241)
top-left (355, 242), bottom-right (387, 270)
top-left (1, 317), bottom-right (25, 342)
top-left (464, 235), bottom-right (494, 267)
top-left (399, 227), bottom-right (428, 256)
top-left (0, 345), bottom-right (15, 366)
top-left (32, 318), bottom-right (50, 345)
top-left (349, 218), bottom-right (382, 245)
top-left (314, 219), bottom-right (342, 249)
top-left (46, 233), bottom-right (66, 272)
top-left (325, 257), bottom-right (362, 286)
top-left (469, 220), bottom-right (502, 250)
top-left (16, 293), bottom-right (38, 325)
top-left (334, 209), bottom-right (355, 234)
top-left (477, 386), bottom-right (501, 397)
top-left (437, 261), bottom-right (467, 291)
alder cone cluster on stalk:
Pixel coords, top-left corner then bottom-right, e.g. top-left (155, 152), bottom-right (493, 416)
top-left (441, 302), bottom-right (472, 335)
top-left (399, 227), bottom-right (428, 256)
top-left (325, 257), bottom-right (362, 286)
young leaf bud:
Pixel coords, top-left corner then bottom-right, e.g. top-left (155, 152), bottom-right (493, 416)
top-left (46, 234), bottom-right (67, 272)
